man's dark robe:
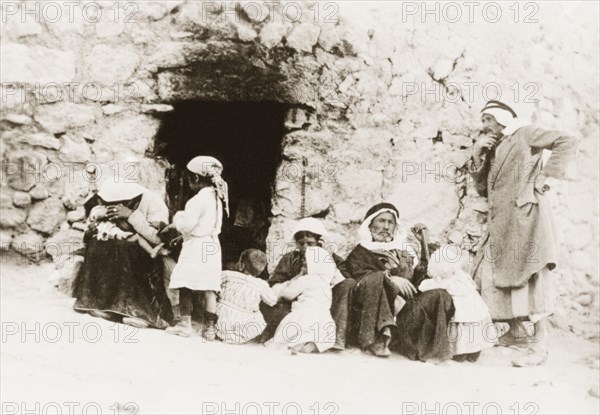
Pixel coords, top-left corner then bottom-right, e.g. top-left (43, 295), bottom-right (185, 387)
top-left (260, 250), bottom-right (356, 349)
top-left (345, 244), bottom-right (455, 361)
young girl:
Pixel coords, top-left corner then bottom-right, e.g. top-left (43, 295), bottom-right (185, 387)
top-left (267, 246), bottom-right (337, 354)
top-left (420, 244), bottom-right (497, 361)
top-left (165, 156), bottom-right (229, 340)
top-left (216, 249), bottom-right (277, 344)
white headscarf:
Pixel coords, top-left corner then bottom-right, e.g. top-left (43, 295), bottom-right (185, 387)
top-left (481, 101), bottom-right (528, 136)
top-left (358, 205), bottom-right (418, 265)
top-left (97, 181), bottom-right (147, 203)
top-left (187, 155), bottom-right (230, 217)
top-left (292, 218), bottom-right (328, 241)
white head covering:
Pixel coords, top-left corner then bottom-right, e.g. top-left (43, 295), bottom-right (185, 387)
top-left (358, 203), bottom-right (418, 267)
top-left (97, 181), bottom-right (147, 203)
top-left (481, 100), bottom-right (528, 136)
top-left (187, 155), bottom-right (229, 217)
top-left (292, 218), bottom-right (328, 240)
top-left (187, 156), bottom-right (223, 176)
top-left (359, 204), bottom-right (405, 250)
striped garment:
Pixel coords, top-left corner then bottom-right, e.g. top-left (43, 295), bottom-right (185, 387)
top-left (216, 270), bottom-right (277, 344)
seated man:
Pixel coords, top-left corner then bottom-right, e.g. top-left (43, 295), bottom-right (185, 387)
top-left (260, 218), bottom-right (356, 350)
top-left (345, 202), bottom-right (455, 360)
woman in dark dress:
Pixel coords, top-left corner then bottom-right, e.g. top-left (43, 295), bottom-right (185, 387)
top-left (345, 202), bottom-right (455, 361)
top-left (72, 182), bottom-right (174, 329)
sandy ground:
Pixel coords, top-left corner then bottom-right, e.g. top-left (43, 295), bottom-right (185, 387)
top-left (1, 259), bottom-right (599, 415)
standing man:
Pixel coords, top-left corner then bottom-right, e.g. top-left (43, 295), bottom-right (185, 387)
top-left (469, 100), bottom-right (578, 366)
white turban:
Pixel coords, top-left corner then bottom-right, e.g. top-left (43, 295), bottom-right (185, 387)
top-left (481, 100), bottom-right (527, 135)
top-left (292, 218), bottom-right (328, 240)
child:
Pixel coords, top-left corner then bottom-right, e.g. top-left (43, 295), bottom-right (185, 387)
top-left (420, 244), bottom-right (497, 361)
top-left (267, 246), bottom-right (337, 354)
top-left (89, 204), bottom-right (168, 258)
top-left (165, 156), bottom-right (229, 340)
top-left (216, 249), bottom-right (277, 344)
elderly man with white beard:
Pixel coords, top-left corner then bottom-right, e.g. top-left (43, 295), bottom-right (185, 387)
top-left (345, 203), bottom-right (455, 360)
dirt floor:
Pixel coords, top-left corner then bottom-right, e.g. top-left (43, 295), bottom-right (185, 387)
top-left (1, 259), bottom-right (599, 415)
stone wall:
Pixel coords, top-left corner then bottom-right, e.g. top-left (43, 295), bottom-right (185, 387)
top-left (1, 1), bottom-right (598, 338)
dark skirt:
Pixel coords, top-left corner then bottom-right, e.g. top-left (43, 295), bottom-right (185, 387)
top-left (391, 289), bottom-right (455, 362)
top-left (348, 272), bottom-right (401, 349)
top-left (72, 239), bottom-right (174, 328)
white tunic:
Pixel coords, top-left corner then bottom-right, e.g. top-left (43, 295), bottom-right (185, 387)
top-left (267, 247), bottom-right (337, 352)
top-left (169, 187), bottom-right (223, 292)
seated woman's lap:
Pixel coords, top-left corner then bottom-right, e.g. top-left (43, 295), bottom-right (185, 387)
top-left (73, 238), bottom-right (173, 328)
top-left (391, 289), bottom-right (455, 361)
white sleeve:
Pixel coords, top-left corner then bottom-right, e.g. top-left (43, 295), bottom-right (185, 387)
top-left (173, 194), bottom-right (206, 235)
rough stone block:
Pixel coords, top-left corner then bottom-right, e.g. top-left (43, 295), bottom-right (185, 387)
top-left (0, 44), bottom-right (75, 84)
top-left (27, 198), bottom-right (67, 235)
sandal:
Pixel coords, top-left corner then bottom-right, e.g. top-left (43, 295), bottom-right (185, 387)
top-left (368, 338), bottom-right (391, 358)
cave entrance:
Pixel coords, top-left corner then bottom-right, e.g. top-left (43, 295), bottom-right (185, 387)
top-left (155, 101), bottom-right (287, 269)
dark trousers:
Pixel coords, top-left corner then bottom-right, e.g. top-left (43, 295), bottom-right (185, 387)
top-left (350, 273), bottom-right (400, 349)
top-left (331, 278), bottom-right (356, 349)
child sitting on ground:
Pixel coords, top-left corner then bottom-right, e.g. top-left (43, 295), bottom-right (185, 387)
top-left (216, 249), bottom-right (277, 344)
top-left (89, 204), bottom-right (169, 258)
top-left (267, 246), bottom-right (337, 354)
top-left (420, 244), bottom-right (497, 361)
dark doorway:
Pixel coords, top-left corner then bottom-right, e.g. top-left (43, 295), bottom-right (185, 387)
top-left (154, 101), bottom-right (287, 267)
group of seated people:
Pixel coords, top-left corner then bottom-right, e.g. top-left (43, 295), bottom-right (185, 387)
top-left (72, 156), bottom-right (497, 362)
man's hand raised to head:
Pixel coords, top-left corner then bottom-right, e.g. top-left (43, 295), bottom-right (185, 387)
top-left (473, 132), bottom-right (498, 158)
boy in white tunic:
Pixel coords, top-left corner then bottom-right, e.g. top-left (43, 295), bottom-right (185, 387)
top-left (165, 156), bottom-right (229, 340)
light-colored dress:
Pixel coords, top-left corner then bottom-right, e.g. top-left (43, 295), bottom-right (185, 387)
top-left (419, 271), bottom-right (497, 355)
top-left (216, 270), bottom-right (277, 344)
top-left (169, 187), bottom-right (222, 292)
top-left (267, 247), bottom-right (337, 352)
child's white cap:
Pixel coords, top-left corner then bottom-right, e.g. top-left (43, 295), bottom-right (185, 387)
top-left (187, 156), bottom-right (223, 177)
top-left (292, 218), bottom-right (328, 240)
